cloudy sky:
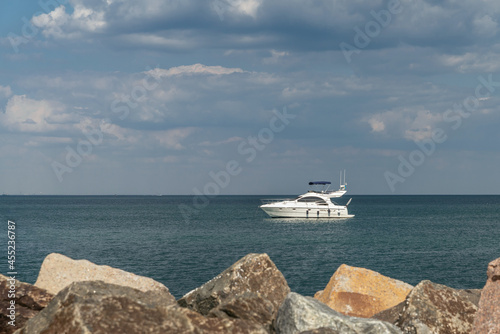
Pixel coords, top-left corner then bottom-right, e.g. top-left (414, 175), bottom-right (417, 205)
top-left (1, 0), bottom-right (500, 195)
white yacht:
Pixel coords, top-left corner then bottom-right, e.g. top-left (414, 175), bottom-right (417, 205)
top-left (260, 172), bottom-right (354, 219)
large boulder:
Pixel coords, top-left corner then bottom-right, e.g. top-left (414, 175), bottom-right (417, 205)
top-left (396, 280), bottom-right (478, 334)
top-left (472, 257), bottom-right (500, 334)
top-left (275, 292), bottom-right (402, 334)
top-left (15, 281), bottom-right (267, 334)
top-left (314, 264), bottom-right (413, 318)
top-left (372, 289), bottom-right (481, 325)
top-left (0, 275), bottom-right (53, 334)
top-left (34, 253), bottom-right (169, 295)
top-left (178, 253), bottom-right (290, 325)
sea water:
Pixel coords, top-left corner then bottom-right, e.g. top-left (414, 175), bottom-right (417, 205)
top-left (1, 195), bottom-right (499, 298)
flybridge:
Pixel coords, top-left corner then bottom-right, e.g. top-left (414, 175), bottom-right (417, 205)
top-left (309, 170), bottom-right (347, 191)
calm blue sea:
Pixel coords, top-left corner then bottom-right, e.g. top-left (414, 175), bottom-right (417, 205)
top-left (1, 195), bottom-right (499, 298)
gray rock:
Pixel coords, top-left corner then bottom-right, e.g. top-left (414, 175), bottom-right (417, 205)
top-left (298, 328), bottom-right (340, 334)
top-left (15, 280), bottom-right (267, 334)
top-left (373, 288), bottom-right (481, 330)
top-left (178, 253), bottom-right (290, 321)
top-left (396, 280), bottom-right (477, 334)
top-left (275, 292), bottom-right (402, 334)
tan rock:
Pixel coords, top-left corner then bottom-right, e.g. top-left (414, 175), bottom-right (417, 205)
top-left (472, 257), bottom-right (500, 334)
top-left (314, 264), bottom-right (413, 318)
top-left (34, 253), bottom-right (170, 296)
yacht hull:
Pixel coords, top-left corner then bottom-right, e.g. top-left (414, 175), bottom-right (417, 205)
top-left (260, 205), bottom-right (353, 218)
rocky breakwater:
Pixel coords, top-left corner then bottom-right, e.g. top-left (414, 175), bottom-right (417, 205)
top-left (0, 253), bottom-right (497, 333)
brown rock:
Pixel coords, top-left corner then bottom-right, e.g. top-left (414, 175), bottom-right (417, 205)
top-left (314, 264), bottom-right (413, 318)
top-left (162, 305), bottom-right (270, 334)
top-left (34, 253), bottom-right (170, 295)
top-left (0, 274), bottom-right (53, 334)
top-left (397, 280), bottom-right (478, 334)
top-left (208, 292), bottom-right (275, 327)
top-left (15, 281), bottom-right (266, 334)
top-left (472, 257), bottom-right (500, 334)
top-left (178, 253), bottom-right (290, 322)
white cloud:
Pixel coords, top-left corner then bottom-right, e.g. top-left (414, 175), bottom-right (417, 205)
top-left (72, 5), bottom-right (107, 31)
top-left (281, 76), bottom-right (371, 99)
top-left (31, 5), bottom-right (106, 39)
top-left (25, 136), bottom-right (73, 147)
top-left (99, 121), bottom-right (130, 142)
top-left (227, 0), bottom-right (262, 18)
top-left (152, 128), bottom-right (196, 150)
top-left (437, 51), bottom-right (500, 73)
top-left (0, 95), bottom-right (73, 133)
top-left (368, 118), bottom-right (385, 133)
top-left (199, 136), bottom-right (243, 147)
top-left (365, 108), bottom-right (442, 142)
top-left (211, 0), bottom-right (263, 19)
top-left (263, 49), bottom-right (289, 64)
top-left (145, 63), bottom-right (245, 78)
top-left (98, 121), bottom-right (195, 151)
top-left (473, 14), bottom-right (498, 38)
top-left (403, 109), bottom-right (442, 142)
top-left (116, 33), bottom-right (196, 50)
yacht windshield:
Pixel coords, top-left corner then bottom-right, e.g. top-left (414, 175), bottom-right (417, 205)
top-left (297, 196), bottom-right (328, 205)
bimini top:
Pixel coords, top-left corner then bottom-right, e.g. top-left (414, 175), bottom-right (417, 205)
top-left (308, 181), bottom-right (331, 185)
